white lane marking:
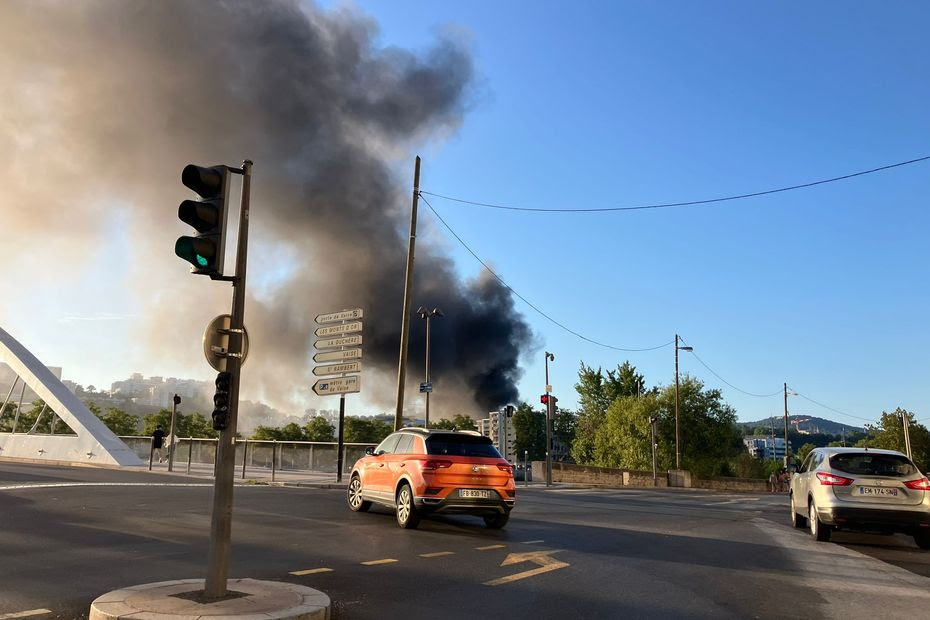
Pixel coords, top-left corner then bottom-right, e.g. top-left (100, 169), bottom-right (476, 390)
top-left (420, 551), bottom-right (455, 558)
top-left (476, 544), bottom-right (506, 550)
top-left (0, 482), bottom-right (215, 491)
top-left (0, 609), bottom-right (52, 619)
top-left (521, 539), bottom-right (545, 544)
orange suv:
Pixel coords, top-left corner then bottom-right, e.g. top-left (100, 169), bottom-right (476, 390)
top-left (347, 428), bottom-right (516, 529)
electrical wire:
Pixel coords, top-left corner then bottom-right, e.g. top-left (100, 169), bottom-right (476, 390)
top-left (677, 336), bottom-right (783, 398)
top-left (419, 194), bottom-right (673, 353)
top-left (421, 154), bottom-right (930, 213)
top-left (789, 389), bottom-right (878, 424)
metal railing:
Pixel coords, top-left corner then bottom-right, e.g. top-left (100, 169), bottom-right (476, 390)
top-left (119, 436), bottom-right (377, 479)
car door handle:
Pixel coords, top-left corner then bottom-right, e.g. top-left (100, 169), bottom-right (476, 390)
top-left (379, 463), bottom-right (385, 467)
top-left (399, 463), bottom-right (405, 468)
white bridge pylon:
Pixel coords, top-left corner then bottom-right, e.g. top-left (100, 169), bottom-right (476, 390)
top-left (0, 326), bottom-right (142, 467)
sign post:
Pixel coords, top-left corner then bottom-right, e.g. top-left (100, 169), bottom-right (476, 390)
top-left (312, 308), bottom-right (364, 482)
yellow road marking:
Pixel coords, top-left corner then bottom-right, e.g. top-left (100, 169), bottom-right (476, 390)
top-left (476, 544), bottom-right (506, 550)
top-left (420, 551), bottom-right (455, 558)
top-left (484, 549), bottom-right (569, 586)
top-left (289, 568), bottom-right (333, 576)
top-left (361, 558), bottom-right (399, 566)
top-left (0, 611), bottom-right (53, 620)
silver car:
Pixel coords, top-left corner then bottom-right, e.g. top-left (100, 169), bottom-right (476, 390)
top-left (789, 447), bottom-right (930, 547)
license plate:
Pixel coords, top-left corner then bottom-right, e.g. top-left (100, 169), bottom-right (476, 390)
top-left (459, 489), bottom-right (492, 499)
top-left (858, 486), bottom-right (898, 496)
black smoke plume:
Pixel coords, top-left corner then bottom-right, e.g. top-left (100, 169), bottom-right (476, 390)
top-left (0, 0), bottom-right (532, 417)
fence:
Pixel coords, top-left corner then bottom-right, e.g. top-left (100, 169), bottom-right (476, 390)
top-left (119, 436), bottom-right (377, 478)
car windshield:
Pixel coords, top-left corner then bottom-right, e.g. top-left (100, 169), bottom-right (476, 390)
top-left (830, 453), bottom-right (917, 477)
top-left (426, 434), bottom-right (502, 458)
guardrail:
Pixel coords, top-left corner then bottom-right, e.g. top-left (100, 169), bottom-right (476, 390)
top-left (118, 436), bottom-right (377, 479)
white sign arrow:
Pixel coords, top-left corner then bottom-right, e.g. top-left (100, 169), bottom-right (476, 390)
top-left (313, 361), bottom-right (362, 377)
top-left (314, 321), bottom-right (363, 338)
top-left (483, 549), bottom-right (568, 587)
top-left (314, 334), bottom-right (363, 350)
top-left (315, 308), bottom-right (363, 325)
top-left (313, 348), bottom-right (362, 363)
top-left (312, 375), bottom-right (360, 396)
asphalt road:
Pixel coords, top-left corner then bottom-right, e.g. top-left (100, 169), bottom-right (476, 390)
top-left (2, 462), bottom-right (930, 619)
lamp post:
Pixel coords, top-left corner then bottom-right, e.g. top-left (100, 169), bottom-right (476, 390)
top-left (544, 351), bottom-right (555, 486)
top-left (674, 335), bottom-right (693, 470)
top-left (417, 307), bottom-right (443, 428)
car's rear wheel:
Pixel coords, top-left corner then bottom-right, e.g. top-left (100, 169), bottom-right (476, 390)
top-left (914, 531), bottom-right (930, 550)
top-left (347, 475), bottom-right (371, 513)
top-left (483, 513), bottom-right (509, 529)
top-left (790, 494), bottom-right (806, 529)
top-left (395, 483), bottom-right (421, 529)
top-left (809, 499), bottom-right (831, 542)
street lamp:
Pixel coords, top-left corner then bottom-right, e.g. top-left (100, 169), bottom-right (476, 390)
top-left (417, 307), bottom-right (443, 428)
top-left (674, 334), bottom-right (693, 470)
top-left (544, 351), bottom-right (555, 486)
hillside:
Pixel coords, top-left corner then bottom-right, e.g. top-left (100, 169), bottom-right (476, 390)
top-left (739, 415), bottom-right (865, 436)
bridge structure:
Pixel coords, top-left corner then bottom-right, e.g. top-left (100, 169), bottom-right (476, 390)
top-left (0, 326), bottom-right (142, 467)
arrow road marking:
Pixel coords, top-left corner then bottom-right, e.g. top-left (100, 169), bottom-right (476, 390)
top-left (484, 549), bottom-right (569, 586)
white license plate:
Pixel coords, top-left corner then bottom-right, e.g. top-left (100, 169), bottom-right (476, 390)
top-left (858, 486), bottom-right (899, 496)
top-left (459, 489), bottom-right (492, 499)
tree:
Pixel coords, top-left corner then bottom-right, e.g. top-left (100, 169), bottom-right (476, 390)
top-left (143, 409), bottom-right (217, 439)
top-left (343, 417), bottom-right (392, 443)
top-left (304, 416), bottom-right (335, 442)
top-left (429, 414), bottom-right (478, 431)
top-left (797, 442), bottom-right (816, 465)
top-left (572, 361), bottom-right (648, 464)
top-left (856, 409), bottom-right (930, 472)
top-left (512, 403), bottom-right (546, 461)
top-left (592, 393), bottom-right (663, 470)
top-left (98, 407), bottom-right (139, 436)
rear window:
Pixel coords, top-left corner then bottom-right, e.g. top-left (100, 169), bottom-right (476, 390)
top-left (830, 453), bottom-right (917, 477)
top-left (426, 434), bottom-right (502, 458)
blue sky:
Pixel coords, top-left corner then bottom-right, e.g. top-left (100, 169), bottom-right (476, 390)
top-left (329, 1), bottom-right (930, 424)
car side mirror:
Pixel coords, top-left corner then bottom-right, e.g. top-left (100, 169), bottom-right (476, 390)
top-left (365, 446), bottom-right (375, 456)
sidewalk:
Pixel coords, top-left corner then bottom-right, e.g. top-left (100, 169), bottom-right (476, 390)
top-left (141, 460), bottom-right (348, 488)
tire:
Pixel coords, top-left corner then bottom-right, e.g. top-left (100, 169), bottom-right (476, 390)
top-left (914, 531), bottom-right (930, 550)
top-left (395, 483), bottom-right (421, 529)
top-left (483, 513), bottom-right (510, 529)
top-left (809, 499), bottom-right (831, 542)
top-left (347, 475), bottom-right (371, 513)
top-left (790, 494), bottom-right (807, 529)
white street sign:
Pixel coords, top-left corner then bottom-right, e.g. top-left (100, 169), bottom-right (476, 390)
top-left (313, 361), bottom-right (362, 376)
top-left (315, 308), bottom-right (364, 325)
top-left (314, 321), bottom-right (363, 338)
top-left (312, 375), bottom-right (360, 396)
top-left (545, 384), bottom-right (552, 393)
top-left (314, 334), bottom-right (362, 350)
top-left (313, 348), bottom-right (362, 363)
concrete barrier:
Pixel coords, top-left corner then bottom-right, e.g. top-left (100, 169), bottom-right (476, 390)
top-left (532, 461), bottom-right (766, 492)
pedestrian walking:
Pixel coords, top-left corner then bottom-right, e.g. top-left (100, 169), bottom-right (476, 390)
top-left (769, 471), bottom-right (777, 493)
top-left (152, 425), bottom-right (166, 463)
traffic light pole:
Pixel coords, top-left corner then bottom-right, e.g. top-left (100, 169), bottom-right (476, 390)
top-left (204, 160), bottom-right (252, 600)
top-left (168, 394), bottom-right (180, 472)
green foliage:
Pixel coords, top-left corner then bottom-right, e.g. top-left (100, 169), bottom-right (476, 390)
top-left (142, 409), bottom-right (218, 439)
top-left (304, 416), bottom-right (336, 441)
top-left (97, 407), bottom-right (139, 435)
top-left (250, 417), bottom-right (336, 442)
top-left (571, 361), bottom-right (648, 464)
top-left (512, 403), bottom-right (546, 460)
top-left (0, 400), bottom-right (75, 434)
top-left (343, 416), bottom-right (392, 443)
top-left (591, 394), bottom-right (663, 470)
top-left (797, 442), bottom-right (816, 464)
top-left (428, 414), bottom-right (478, 432)
top-left (855, 409), bottom-right (930, 472)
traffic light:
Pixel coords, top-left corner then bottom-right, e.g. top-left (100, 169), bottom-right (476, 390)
top-left (540, 394), bottom-right (549, 405)
top-left (176, 164), bottom-right (230, 277)
top-left (212, 371), bottom-right (231, 430)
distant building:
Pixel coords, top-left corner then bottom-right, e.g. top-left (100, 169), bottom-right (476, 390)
top-left (110, 373), bottom-right (210, 409)
top-left (477, 410), bottom-right (516, 461)
top-left (744, 437), bottom-right (786, 461)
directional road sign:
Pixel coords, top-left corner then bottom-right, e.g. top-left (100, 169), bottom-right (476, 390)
top-left (419, 382), bottom-right (433, 393)
top-left (313, 348), bottom-right (362, 363)
top-left (312, 375), bottom-right (360, 396)
top-left (315, 308), bottom-right (363, 325)
top-left (313, 361), bottom-right (362, 377)
top-left (314, 321), bottom-right (363, 338)
top-left (314, 334), bottom-right (362, 350)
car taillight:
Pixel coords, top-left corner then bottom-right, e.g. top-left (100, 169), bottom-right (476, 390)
top-left (904, 478), bottom-right (930, 490)
top-left (497, 464), bottom-right (513, 475)
top-left (816, 472), bottom-right (854, 486)
top-left (418, 459), bottom-right (452, 471)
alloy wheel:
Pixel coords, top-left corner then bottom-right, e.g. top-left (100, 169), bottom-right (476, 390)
top-left (348, 477), bottom-right (362, 510)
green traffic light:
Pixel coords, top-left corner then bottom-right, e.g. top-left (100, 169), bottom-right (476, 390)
top-left (197, 255), bottom-right (208, 267)
top-left (175, 236), bottom-right (217, 272)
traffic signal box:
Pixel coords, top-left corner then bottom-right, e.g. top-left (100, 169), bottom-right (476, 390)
top-left (176, 164), bottom-right (230, 277)
top-left (213, 371), bottom-right (231, 430)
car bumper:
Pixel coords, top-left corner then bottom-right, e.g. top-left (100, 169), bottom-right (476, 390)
top-left (415, 494), bottom-right (514, 515)
top-left (818, 505), bottom-right (930, 532)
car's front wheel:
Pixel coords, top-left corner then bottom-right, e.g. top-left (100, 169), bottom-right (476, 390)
top-left (483, 513), bottom-right (509, 529)
top-left (790, 494), bottom-right (806, 529)
top-left (347, 475), bottom-right (371, 513)
top-left (809, 499), bottom-right (831, 542)
top-left (395, 483), bottom-right (421, 529)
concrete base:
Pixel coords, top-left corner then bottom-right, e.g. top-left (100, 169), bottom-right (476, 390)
top-left (89, 578), bottom-right (330, 620)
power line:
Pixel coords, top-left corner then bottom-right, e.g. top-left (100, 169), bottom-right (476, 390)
top-left (421, 154), bottom-right (930, 214)
top-left (789, 389), bottom-right (878, 425)
top-left (677, 336), bottom-right (782, 398)
top-left (419, 194), bottom-right (673, 353)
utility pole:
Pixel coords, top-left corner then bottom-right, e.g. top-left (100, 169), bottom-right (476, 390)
top-left (168, 394), bottom-right (180, 472)
top-left (394, 156), bottom-right (421, 431)
top-left (902, 411), bottom-right (913, 460)
top-left (650, 416), bottom-right (658, 486)
top-left (783, 383), bottom-right (790, 468)
top-left (204, 159), bottom-right (252, 599)
top-left (673, 335), bottom-right (691, 470)
top-left (544, 351), bottom-right (555, 486)
top-left (417, 307), bottom-right (443, 428)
